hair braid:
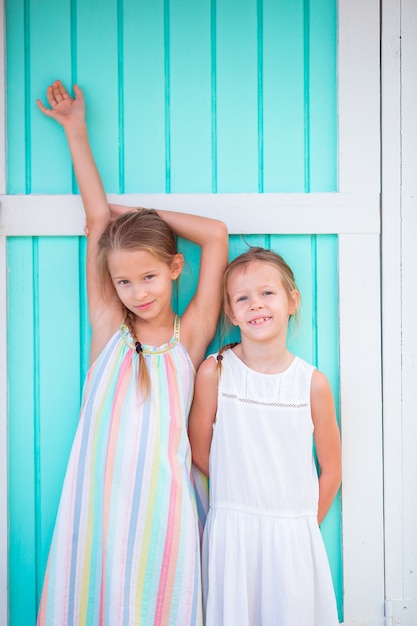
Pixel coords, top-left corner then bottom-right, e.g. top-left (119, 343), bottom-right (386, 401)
top-left (216, 342), bottom-right (239, 376)
top-left (123, 307), bottom-right (151, 398)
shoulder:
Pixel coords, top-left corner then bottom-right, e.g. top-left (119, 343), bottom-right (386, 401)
top-left (310, 368), bottom-right (332, 394)
top-left (310, 369), bottom-right (335, 419)
top-left (196, 354), bottom-right (219, 380)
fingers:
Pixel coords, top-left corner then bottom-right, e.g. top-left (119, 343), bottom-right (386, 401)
top-left (53, 80), bottom-right (70, 103)
top-left (36, 98), bottom-right (54, 117)
top-left (47, 80), bottom-right (67, 106)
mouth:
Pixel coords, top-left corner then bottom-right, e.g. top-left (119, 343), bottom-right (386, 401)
top-left (136, 300), bottom-right (155, 311)
top-left (248, 316), bottom-right (271, 325)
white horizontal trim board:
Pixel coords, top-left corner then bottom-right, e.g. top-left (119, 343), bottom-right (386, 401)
top-left (0, 192), bottom-right (380, 236)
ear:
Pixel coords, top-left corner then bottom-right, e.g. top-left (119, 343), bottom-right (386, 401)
top-left (288, 289), bottom-right (300, 315)
top-left (170, 253), bottom-right (184, 280)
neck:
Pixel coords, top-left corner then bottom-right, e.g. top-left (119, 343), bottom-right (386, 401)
top-left (129, 310), bottom-right (176, 346)
top-left (234, 339), bottom-right (293, 374)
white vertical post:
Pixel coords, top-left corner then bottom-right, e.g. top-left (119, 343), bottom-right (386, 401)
top-left (338, 0), bottom-right (384, 622)
top-left (382, 0), bottom-right (417, 621)
top-left (380, 0), bottom-right (403, 612)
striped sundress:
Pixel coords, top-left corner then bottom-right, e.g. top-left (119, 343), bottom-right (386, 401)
top-left (37, 315), bottom-right (203, 626)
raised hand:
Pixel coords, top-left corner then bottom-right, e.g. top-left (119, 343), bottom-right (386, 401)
top-left (36, 80), bottom-right (85, 130)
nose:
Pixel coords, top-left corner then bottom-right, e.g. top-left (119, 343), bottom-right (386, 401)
top-left (133, 283), bottom-right (148, 300)
top-left (250, 298), bottom-right (263, 310)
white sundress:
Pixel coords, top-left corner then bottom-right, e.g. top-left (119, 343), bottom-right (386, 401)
top-left (202, 348), bottom-right (339, 626)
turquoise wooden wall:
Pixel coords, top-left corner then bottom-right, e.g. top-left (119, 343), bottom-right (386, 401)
top-left (6, 0), bottom-right (340, 623)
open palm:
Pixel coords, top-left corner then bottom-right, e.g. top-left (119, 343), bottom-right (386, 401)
top-left (37, 80), bottom-right (85, 129)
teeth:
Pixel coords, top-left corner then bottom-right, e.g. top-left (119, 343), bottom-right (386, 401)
top-left (250, 317), bottom-right (269, 324)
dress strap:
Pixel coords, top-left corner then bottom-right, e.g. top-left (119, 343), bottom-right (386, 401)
top-left (173, 314), bottom-right (180, 340)
top-left (120, 314), bottom-right (180, 354)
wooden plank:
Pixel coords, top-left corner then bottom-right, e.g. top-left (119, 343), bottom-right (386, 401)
top-left (0, 0), bottom-right (9, 624)
top-left (382, 0), bottom-right (417, 616)
top-left (4, 0), bottom-right (27, 193)
top-left (0, 191), bottom-right (380, 235)
top-left (0, 0), bottom-right (7, 622)
top-left (168, 0), bottom-right (212, 192)
top-left (76, 0), bottom-right (120, 193)
top-left (0, 236), bottom-right (8, 626)
top-left (308, 0), bottom-right (337, 191)
top-left (215, 0), bottom-right (259, 192)
top-left (315, 235), bottom-right (343, 621)
top-left (380, 0), bottom-right (403, 605)
top-left (400, 0), bottom-right (417, 610)
top-left (262, 0), bottom-right (305, 191)
top-left (338, 0), bottom-right (381, 193)
top-left (0, 0), bottom-right (5, 194)
top-left (123, 0), bottom-right (166, 192)
top-left (29, 0), bottom-right (72, 193)
top-left (7, 238), bottom-right (38, 624)
top-left (36, 238), bottom-right (83, 577)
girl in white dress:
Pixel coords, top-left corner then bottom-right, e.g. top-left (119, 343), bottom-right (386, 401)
top-left (188, 247), bottom-right (342, 626)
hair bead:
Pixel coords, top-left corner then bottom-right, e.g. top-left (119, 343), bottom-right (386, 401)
top-left (135, 341), bottom-right (143, 354)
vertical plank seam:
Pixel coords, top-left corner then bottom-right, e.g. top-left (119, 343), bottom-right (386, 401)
top-left (33, 237), bottom-right (41, 607)
top-left (210, 0), bottom-right (218, 193)
top-left (303, 0), bottom-right (311, 193)
top-left (164, 0), bottom-right (171, 193)
top-left (311, 234), bottom-right (318, 366)
top-left (78, 237), bottom-right (88, 397)
top-left (257, 0), bottom-right (264, 193)
top-left (70, 0), bottom-right (78, 194)
top-left (118, 0), bottom-right (125, 193)
top-left (24, 0), bottom-right (31, 193)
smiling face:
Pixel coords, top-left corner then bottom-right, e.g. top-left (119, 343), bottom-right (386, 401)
top-left (225, 260), bottom-right (299, 343)
top-left (107, 248), bottom-right (183, 324)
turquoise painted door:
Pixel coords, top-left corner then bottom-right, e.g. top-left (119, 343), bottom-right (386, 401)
top-left (5, 0), bottom-right (341, 623)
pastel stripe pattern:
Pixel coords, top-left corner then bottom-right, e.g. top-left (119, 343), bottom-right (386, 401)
top-left (37, 317), bottom-right (203, 625)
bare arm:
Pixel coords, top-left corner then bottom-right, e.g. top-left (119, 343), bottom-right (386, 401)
top-left (37, 82), bottom-right (122, 360)
top-left (156, 210), bottom-right (228, 367)
top-left (310, 369), bottom-right (342, 525)
top-left (188, 356), bottom-right (219, 476)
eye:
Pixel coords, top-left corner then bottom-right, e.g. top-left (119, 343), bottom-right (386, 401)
top-left (144, 274), bottom-right (155, 281)
top-left (236, 295), bottom-right (247, 303)
top-left (117, 279), bottom-right (130, 286)
top-left (263, 290), bottom-right (273, 296)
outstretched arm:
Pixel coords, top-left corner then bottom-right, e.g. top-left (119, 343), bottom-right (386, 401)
top-left (37, 82), bottom-right (121, 361)
top-left (311, 370), bottom-right (342, 525)
top-left (37, 81), bottom-right (110, 233)
top-left (188, 356), bottom-right (219, 476)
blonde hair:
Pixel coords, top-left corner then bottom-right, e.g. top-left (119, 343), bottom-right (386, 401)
top-left (97, 208), bottom-right (178, 396)
top-left (217, 247), bottom-right (300, 372)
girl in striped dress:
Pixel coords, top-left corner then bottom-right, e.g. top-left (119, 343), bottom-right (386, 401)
top-left (36, 80), bottom-right (227, 625)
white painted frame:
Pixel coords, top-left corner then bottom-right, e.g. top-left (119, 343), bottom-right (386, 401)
top-left (337, 1), bottom-right (384, 624)
top-left (382, 0), bottom-right (417, 624)
top-left (0, 0), bottom-right (387, 624)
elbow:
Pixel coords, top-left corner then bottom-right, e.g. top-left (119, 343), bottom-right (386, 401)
top-left (192, 455), bottom-right (209, 478)
top-left (189, 445), bottom-right (210, 478)
top-left (212, 219), bottom-right (228, 243)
